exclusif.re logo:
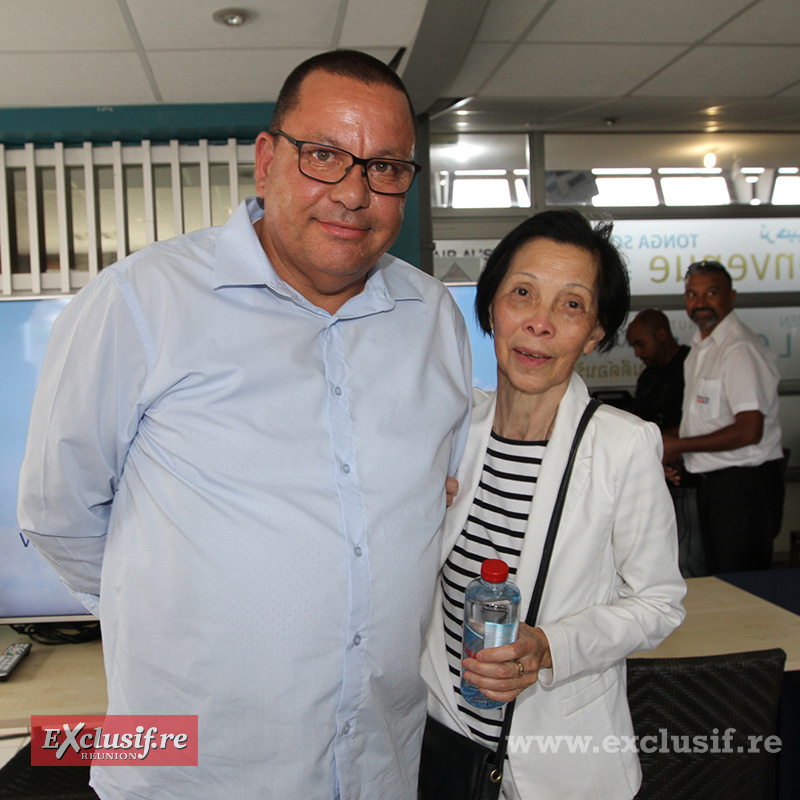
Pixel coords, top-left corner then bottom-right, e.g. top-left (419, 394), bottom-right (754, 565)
top-left (31, 715), bottom-right (198, 766)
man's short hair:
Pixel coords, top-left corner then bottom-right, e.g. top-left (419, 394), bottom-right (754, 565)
top-left (631, 308), bottom-right (672, 336)
top-left (270, 49), bottom-right (416, 137)
top-left (684, 259), bottom-right (733, 290)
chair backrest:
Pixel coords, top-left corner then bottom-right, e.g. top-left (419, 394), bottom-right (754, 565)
top-left (626, 648), bottom-right (786, 800)
top-left (0, 743), bottom-right (95, 800)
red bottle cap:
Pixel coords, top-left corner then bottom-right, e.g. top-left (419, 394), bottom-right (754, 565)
top-left (480, 559), bottom-right (509, 583)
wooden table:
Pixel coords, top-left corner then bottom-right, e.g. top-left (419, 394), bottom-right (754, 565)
top-left (633, 576), bottom-right (800, 670)
top-left (2, 576), bottom-right (798, 730)
top-left (0, 625), bottom-right (107, 729)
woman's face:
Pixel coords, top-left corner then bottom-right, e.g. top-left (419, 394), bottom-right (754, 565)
top-left (490, 237), bottom-right (605, 401)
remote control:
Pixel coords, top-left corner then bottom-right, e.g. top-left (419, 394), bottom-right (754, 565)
top-left (0, 642), bottom-right (32, 681)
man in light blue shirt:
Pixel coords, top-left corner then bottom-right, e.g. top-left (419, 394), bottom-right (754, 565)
top-left (18, 50), bottom-right (471, 800)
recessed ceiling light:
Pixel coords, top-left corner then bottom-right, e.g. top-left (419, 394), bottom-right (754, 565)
top-left (213, 7), bottom-right (251, 26)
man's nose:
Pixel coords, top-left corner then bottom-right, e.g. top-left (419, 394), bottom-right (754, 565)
top-left (329, 165), bottom-right (371, 209)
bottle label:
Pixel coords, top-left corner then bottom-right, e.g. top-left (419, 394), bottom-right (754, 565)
top-left (463, 622), bottom-right (482, 660)
top-left (483, 621), bottom-right (518, 649)
top-left (463, 620), bottom-right (518, 657)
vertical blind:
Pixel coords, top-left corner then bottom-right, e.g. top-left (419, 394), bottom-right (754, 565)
top-left (0, 139), bottom-right (256, 296)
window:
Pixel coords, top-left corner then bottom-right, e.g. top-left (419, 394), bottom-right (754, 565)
top-left (543, 133), bottom-right (800, 208)
top-left (430, 134), bottom-right (530, 209)
top-left (592, 177), bottom-right (659, 207)
top-left (772, 175), bottom-right (800, 205)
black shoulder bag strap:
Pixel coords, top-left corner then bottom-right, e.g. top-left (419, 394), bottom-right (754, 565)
top-left (485, 398), bottom-right (601, 785)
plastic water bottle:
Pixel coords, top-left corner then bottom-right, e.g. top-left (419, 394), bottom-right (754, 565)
top-left (461, 558), bottom-right (521, 709)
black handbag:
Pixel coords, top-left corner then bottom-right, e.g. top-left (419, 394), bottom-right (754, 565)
top-left (418, 399), bottom-right (601, 800)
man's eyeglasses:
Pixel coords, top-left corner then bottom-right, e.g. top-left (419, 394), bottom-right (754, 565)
top-left (271, 130), bottom-right (421, 196)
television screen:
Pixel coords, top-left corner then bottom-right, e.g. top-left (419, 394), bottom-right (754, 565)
top-left (446, 284), bottom-right (498, 391)
top-left (0, 296), bottom-right (93, 623)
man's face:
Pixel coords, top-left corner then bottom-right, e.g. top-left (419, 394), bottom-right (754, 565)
top-left (684, 272), bottom-right (736, 337)
top-left (627, 321), bottom-right (662, 367)
top-left (254, 70), bottom-right (415, 312)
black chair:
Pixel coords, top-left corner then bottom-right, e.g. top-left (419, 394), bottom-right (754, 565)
top-left (0, 743), bottom-right (96, 799)
top-left (626, 648), bottom-right (786, 800)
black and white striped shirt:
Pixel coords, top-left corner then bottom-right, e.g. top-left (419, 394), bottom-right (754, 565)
top-left (441, 431), bottom-right (546, 745)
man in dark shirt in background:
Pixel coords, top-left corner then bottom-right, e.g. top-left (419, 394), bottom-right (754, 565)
top-left (627, 308), bottom-right (704, 576)
top-left (627, 308), bottom-right (689, 433)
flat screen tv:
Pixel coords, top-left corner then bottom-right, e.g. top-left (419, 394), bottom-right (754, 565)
top-left (0, 295), bottom-right (94, 624)
top-left (446, 283), bottom-right (498, 391)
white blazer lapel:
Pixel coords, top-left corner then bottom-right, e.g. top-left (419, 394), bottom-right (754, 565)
top-left (513, 374), bottom-right (593, 620)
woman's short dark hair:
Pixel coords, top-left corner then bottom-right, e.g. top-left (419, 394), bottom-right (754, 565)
top-left (475, 209), bottom-right (630, 353)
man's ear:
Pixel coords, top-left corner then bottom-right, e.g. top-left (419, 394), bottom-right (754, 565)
top-left (254, 131), bottom-right (275, 198)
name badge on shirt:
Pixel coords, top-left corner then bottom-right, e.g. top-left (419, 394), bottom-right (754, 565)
top-left (694, 378), bottom-right (721, 420)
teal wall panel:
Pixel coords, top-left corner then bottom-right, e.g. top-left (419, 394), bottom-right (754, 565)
top-left (0, 103), bottom-right (274, 146)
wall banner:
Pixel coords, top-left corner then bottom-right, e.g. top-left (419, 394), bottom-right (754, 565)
top-left (435, 217), bottom-right (800, 294)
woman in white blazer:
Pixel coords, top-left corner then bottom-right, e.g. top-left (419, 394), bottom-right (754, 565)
top-left (420, 210), bottom-right (686, 800)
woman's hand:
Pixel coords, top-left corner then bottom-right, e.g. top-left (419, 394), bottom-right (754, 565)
top-left (461, 623), bottom-right (552, 703)
top-left (445, 476), bottom-right (459, 507)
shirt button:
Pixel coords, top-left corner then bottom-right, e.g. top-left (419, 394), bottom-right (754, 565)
top-left (354, 545), bottom-right (363, 557)
top-left (343, 722), bottom-right (351, 735)
top-left (341, 463), bottom-right (351, 475)
top-left (353, 634), bottom-right (362, 646)
top-left (334, 385), bottom-right (343, 397)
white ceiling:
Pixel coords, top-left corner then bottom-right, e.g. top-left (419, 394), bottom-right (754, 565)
top-left (2, 0), bottom-right (800, 133)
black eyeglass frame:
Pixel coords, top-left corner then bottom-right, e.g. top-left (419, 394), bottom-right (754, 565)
top-left (271, 130), bottom-right (421, 196)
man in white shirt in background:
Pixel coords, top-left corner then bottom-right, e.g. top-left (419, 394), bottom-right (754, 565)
top-left (662, 260), bottom-right (783, 574)
top-left (18, 49), bottom-right (471, 800)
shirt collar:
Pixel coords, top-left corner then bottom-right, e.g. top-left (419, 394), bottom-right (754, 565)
top-left (691, 309), bottom-right (738, 348)
top-left (213, 197), bottom-right (424, 316)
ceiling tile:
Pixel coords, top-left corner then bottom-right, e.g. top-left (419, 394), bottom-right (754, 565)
top-left (636, 45), bottom-right (800, 96)
top-left (475, 0), bottom-right (550, 42)
top-left (541, 97), bottom-right (722, 130)
top-left (148, 48), bottom-right (321, 104)
top-left (445, 42), bottom-right (510, 96)
top-left (711, 0), bottom-right (800, 44)
top-left (339, 0), bottom-right (427, 48)
top-left (0, 0), bottom-right (132, 51)
top-left (127, 0), bottom-right (338, 50)
top-left (656, 98), bottom-right (800, 131)
top-left (481, 43), bottom-right (685, 97)
top-left (0, 52), bottom-right (155, 107)
top-left (148, 46), bottom-right (398, 104)
top-left (774, 82), bottom-right (800, 97)
top-left (526, 0), bottom-right (754, 43)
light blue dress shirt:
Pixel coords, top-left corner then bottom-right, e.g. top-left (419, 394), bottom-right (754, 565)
top-left (18, 198), bottom-right (472, 800)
